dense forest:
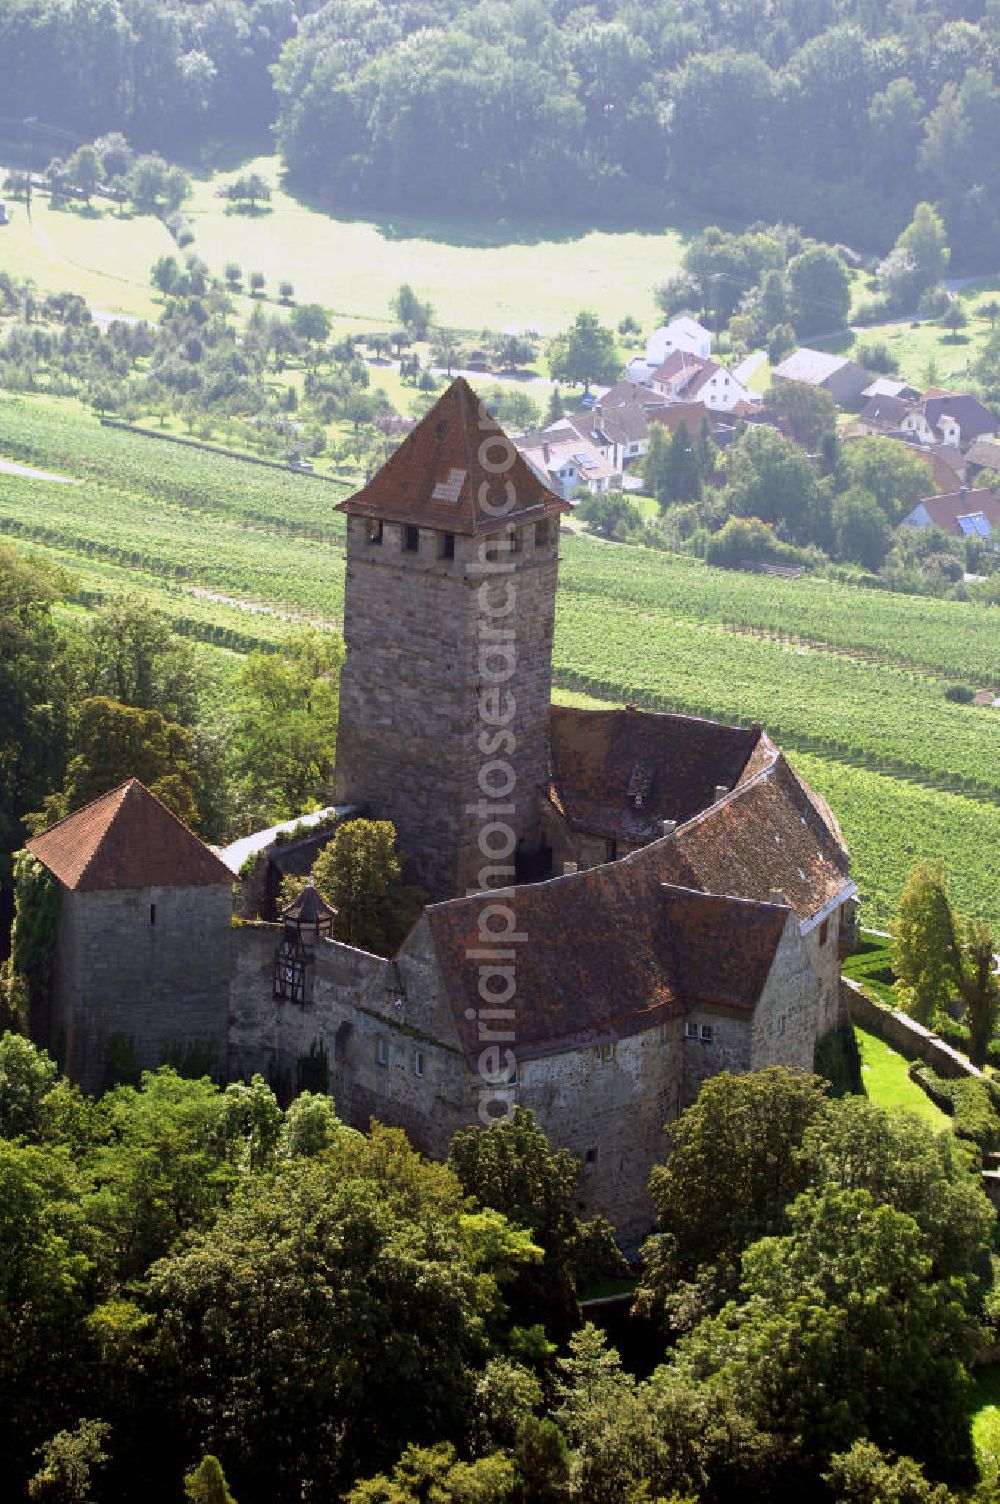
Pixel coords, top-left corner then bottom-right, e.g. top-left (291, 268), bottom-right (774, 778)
top-left (4, 1), bottom-right (1000, 261)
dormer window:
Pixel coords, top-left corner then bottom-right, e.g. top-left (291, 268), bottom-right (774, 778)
top-left (404, 525), bottom-right (420, 553)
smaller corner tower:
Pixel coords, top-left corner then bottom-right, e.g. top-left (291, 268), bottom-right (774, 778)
top-left (333, 378), bottom-right (570, 901)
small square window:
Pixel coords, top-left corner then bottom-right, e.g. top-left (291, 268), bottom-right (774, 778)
top-left (685, 1020), bottom-right (698, 1040)
top-left (414, 1050), bottom-right (425, 1078)
top-left (404, 525), bottom-right (420, 553)
top-left (700, 1024), bottom-right (714, 1043)
top-left (439, 531), bottom-right (455, 560)
top-left (376, 1038), bottom-right (388, 1068)
top-left (601, 1041), bottom-right (615, 1063)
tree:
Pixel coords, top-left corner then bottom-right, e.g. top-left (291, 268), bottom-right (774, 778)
top-left (65, 146), bottom-right (100, 206)
top-left (310, 818), bottom-right (422, 955)
top-left (895, 202), bottom-right (950, 298)
top-left (769, 379), bottom-right (837, 449)
top-left (391, 284), bottom-right (433, 339)
top-left (0, 545), bottom-right (70, 886)
top-left (725, 425), bottom-right (831, 549)
top-left (449, 1107), bottom-right (625, 1339)
top-left (0, 1030), bottom-right (58, 1140)
top-left (431, 328), bottom-right (461, 378)
top-left (548, 311), bottom-right (620, 393)
top-left (184, 1455), bottom-right (237, 1504)
top-left (574, 494), bottom-right (643, 541)
top-left (841, 438), bottom-right (933, 523)
top-left (223, 262), bottom-right (242, 289)
top-left (977, 298), bottom-right (1000, 330)
top-left (894, 860), bottom-right (1000, 1064)
top-left (228, 173), bottom-right (271, 210)
top-left (672, 1187), bottom-right (977, 1485)
top-left (941, 300), bottom-right (968, 339)
top-left (647, 423), bottom-right (702, 510)
top-left (147, 1126), bottom-right (534, 1499)
top-left (151, 255), bottom-right (180, 295)
top-left (826, 1441), bottom-right (955, 1504)
top-left (37, 697), bottom-right (200, 831)
top-left (248, 271), bottom-right (265, 298)
top-left (545, 386), bottom-right (565, 424)
top-left (636, 1068), bottom-right (829, 1318)
top-left (766, 321), bottom-right (796, 364)
top-left (832, 486), bottom-right (892, 569)
top-left (787, 246), bottom-right (851, 335)
top-left (278, 280), bottom-right (295, 304)
top-left (290, 303), bottom-right (332, 346)
top-left (344, 1442), bottom-right (517, 1503)
top-left (28, 1418), bottom-right (111, 1504)
top-left (72, 597), bottom-right (198, 726)
top-left (230, 631), bottom-right (342, 828)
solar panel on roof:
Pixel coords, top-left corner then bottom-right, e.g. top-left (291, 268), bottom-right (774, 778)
top-left (574, 451), bottom-right (598, 469)
top-left (957, 512), bottom-right (992, 537)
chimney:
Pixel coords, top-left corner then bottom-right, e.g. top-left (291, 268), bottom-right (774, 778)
top-left (960, 484), bottom-right (969, 503)
top-left (543, 441), bottom-right (549, 463)
top-left (714, 784), bottom-right (729, 803)
top-left (563, 861), bottom-right (578, 876)
top-left (661, 819), bottom-right (677, 838)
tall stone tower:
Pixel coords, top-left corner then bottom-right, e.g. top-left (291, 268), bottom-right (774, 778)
top-left (333, 378), bottom-right (570, 900)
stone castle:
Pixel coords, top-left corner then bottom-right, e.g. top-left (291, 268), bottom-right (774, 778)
top-left (21, 378), bottom-right (856, 1239)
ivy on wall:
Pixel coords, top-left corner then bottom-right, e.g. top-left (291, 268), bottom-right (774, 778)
top-left (8, 851), bottom-right (61, 1037)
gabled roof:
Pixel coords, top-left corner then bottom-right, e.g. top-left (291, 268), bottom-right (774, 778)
top-left (651, 349), bottom-right (715, 391)
top-left (861, 377), bottom-right (916, 400)
top-left (643, 753), bottom-right (851, 923)
top-left (27, 780), bottom-right (234, 893)
top-left (966, 438), bottom-right (1000, 473)
top-left (772, 347), bottom-right (867, 387)
top-left (425, 871), bottom-right (790, 1065)
top-left (921, 392), bottom-right (996, 444)
top-left (548, 705), bottom-right (769, 842)
top-left (906, 488), bottom-right (1000, 537)
top-left (336, 377), bottom-right (569, 536)
top-left (857, 394), bottom-right (910, 429)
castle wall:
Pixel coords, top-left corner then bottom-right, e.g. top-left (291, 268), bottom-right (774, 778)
top-left (53, 884), bottom-right (232, 1093)
top-left (517, 1024), bottom-right (683, 1244)
top-left (228, 920), bottom-right (474, 1155)
top-left (751, 915), bottom-right (821, 1071)
top-left (802, 904), bottom-right (848, 1037)
top-left (334, 516), bottom-right (558, 900)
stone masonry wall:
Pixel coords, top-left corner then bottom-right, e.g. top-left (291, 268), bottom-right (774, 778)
top-left (53, 884), bottom-right (232, 1093)
top-left (751, 914), bottom-right (820, 1072)
top-left (334, 516), bottom-right (558, 900)
top-left (803, 905), bottom-right (848, 1037)
top-left (518, 1024), bottom-right (683, 1245)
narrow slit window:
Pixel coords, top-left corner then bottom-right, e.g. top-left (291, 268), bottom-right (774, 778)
top-left (414, 1050), bottom-right (425, 1078)
top-left (404, 524), bottom-right (420, 553)
top-left (439, 531), bottom-right (455, 560)
top-left (149, 903), bottom-right (156, 927)
top-left (366, 519), bottom-right (383, 545)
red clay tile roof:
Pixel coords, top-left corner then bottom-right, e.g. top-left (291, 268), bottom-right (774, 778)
top-left (641, 753), bottom-right (851, 923)
top-left (336, 377), bottom-right (569, 536)
top-left (27, 780), bottom-right (234, 892)
top-left (548, 706), bottom-right (769, 841)
top-left (424, 870), bottom-right (790, 1065)
top-left (911, 488), bottom-right (1000, 537)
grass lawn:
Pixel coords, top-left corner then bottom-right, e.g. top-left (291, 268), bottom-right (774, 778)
top-left (183, 156), bottom-right (683, 336)
top-left (970, 1363), bottom-right (1000, 1472)
top-left (840, 277), bottom-right (1000, 389)
top-left (854, 1025), bottom-right (949, 1126)
top-left (0, 195), bottom-right (168, 321)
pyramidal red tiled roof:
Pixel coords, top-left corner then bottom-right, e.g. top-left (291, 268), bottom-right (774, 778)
top-left (336, 376), bottom-right (569, 535)
top-left (27, 780), bottom-right (234, 892)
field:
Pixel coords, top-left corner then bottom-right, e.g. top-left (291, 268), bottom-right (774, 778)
top-left (0, 154), bottom-right (683, 336)
top-left (854, 1025), bottom-right (949, 1126)
top-left (1, 393), bottom-right (998, 931)
top-left (831, 276), bottom-right (1000, 390)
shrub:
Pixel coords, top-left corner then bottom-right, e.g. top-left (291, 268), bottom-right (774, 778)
top-left (944, 682), bottom-right (975, 703)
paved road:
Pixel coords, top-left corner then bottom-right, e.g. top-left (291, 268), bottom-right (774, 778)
top-left (0, 457), bottom-right (78, 483)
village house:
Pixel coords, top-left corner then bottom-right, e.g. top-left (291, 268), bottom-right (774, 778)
top-left (515, 420), bottom-right (618, 501)
top-left (649, 350), bottom-right (759, 412)
top-left (899, 389), bottom-right (997, 450)
top-left (772, 347), bottom-right (871, 405)
top-left (20, 378), bottom-right (856, 1242)
top-left (901, 485), bottom-right (1000, 543)
top-left (626, 316), bottom-right (712, 385)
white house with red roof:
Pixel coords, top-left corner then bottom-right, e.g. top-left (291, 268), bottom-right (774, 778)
top-left (650, 350), bottom-right (758, 413)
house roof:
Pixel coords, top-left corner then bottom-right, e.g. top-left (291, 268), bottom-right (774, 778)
top-left (337, 377), bottom-right (569, 536)
top-left (857, 394), bottom-right (910, 429)
top-left (651, 349), bottom-right (716, 394)
top-left (589, 382), bottom-right (673, 444)
top-left (548, 705), bottom-right (770, 842)
top-left (921, 392), bottom-right (996, 444)
top-left (861, 377), bottom-right (916, 400)
top-left (966, 438), bottom-right (1000, 473)
top-left (517, 431), bottom-right (616, 486)
top-left (907, 488), bottom-right (1000, 537)
top-left (425, 870), bottom-right (790, 1065)
top-left (772, 348), bottom-right (860, 387)
top-left (644, 752), bottom-right (852, 924)
top-left (27, 780), bottom-right (234, 893)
